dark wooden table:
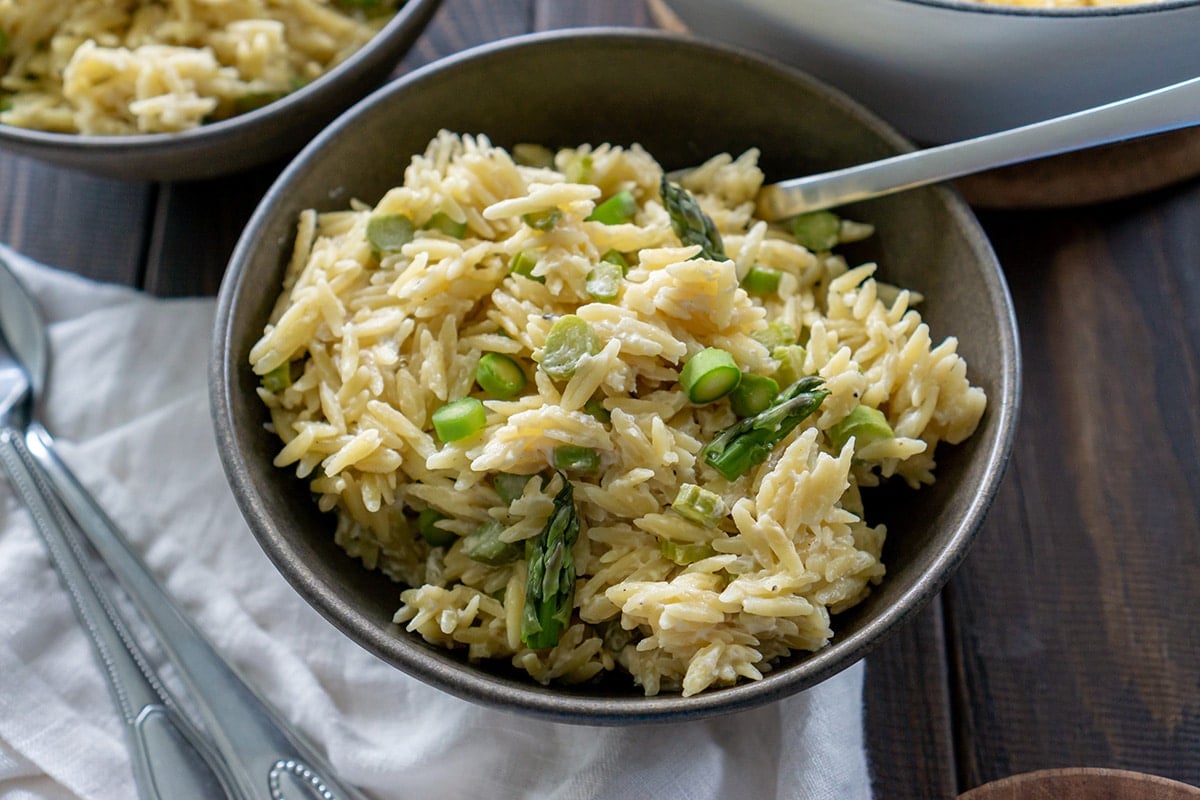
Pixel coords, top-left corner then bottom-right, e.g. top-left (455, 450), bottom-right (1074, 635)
top-left (3, 1), bottom-right (1197, 797)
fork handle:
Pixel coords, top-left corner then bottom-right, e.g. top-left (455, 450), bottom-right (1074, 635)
top-left (23, 423), bottom-right (370, 800)
top-left (0, 427), bottom-right (235, 800)
top-left (756, 74), bottom-right (1200, 219)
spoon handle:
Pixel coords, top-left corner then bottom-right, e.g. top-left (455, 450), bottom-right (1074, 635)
top-left (756, 74), bottom-right (1200, 220)
top-left (0, 427), bottom-right (237, 800)
top-left (22, 423), bottom-right (371, 800)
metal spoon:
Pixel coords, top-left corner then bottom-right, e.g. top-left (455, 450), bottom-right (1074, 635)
top-left (0, 254), bottom-right (370, 800)
top-left (748, 74), bottom-right (1200, 220)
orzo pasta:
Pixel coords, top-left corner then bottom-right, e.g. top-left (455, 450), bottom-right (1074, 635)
top-left (0, 0), bottom-right (399, 134)
top-left (250, 132), bottom-right (987, 696)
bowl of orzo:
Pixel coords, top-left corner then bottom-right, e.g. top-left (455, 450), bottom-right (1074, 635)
top-left (0, 0), bottom-right (441, 180)
top-left (662, 0), bottom-right (1200, 145)
top-left (211, 28), bottom-right (1021, 722)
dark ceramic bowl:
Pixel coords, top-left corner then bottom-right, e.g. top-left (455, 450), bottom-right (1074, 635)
top-left (0, 0), bottom-right (440, 181)
top-left (211, 28), bottom-right (1021, 724)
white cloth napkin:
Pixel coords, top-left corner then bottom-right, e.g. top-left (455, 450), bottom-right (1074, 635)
top-left (0, 243), bottom-right (872, 800)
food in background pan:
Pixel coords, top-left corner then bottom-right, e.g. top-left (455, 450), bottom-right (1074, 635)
top-left (0, 0), bottom-right (401, 134)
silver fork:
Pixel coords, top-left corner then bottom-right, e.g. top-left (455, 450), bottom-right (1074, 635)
top-left (668, 74), bottom-right (1200, 220)
top-left (0, 283), bottom-right (236, 800)
top-left (0, 254), bottom-right (370, 800)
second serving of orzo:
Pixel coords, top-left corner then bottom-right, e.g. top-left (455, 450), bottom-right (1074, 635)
top-left (250, 132), bottom-right (986, 696)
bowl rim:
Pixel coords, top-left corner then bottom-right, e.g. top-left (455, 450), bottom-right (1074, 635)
top-left (211, 25), bottom-right (1022, 724)
top-left (899, 0), bottom-right (1200, 17)
top-left (0, 0), bottom-right (441, 152)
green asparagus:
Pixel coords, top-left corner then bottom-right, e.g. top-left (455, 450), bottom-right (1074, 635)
top-left (660, 540), bottom-right (718, 566)
top-left (586, 190), bottom-right (638, 225)
top-left (521, 473), bottom-right (581, 650)
top-left (661, 177), bottom-right (725, 261)
top-left (260, 361), bottom-right (294, 393)
top-left (462, 519), bottom-right (520, 565)
top-left (416, 508), bottom-right (455, 548)
top-left (540, 315), bottom-right (600, 380)
top-left (424, 212), bottom-right (468, 239)
top-left (827, 404), bottom-right (895, 453)
top-left (493, 472), bottom-right (532, 505)
top-left (752, 320), bottom-right (798, 351)
top-left (366, 213), bottom-right (415, 254)
top-left (701, 376), bottom-right (829, 481)
top-left (789, 210), bottom-right (841, 252)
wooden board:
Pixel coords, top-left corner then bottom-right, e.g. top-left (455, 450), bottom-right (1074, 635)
top-left (956, 127), bottom-right (1200, 209)
top-left (960, 768), bottom-right (1200, 799)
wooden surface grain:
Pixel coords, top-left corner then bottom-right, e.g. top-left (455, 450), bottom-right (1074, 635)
top-left (1, 1), bottom-right (1197, 797)
top-left (952, 196), bottom-right (1200, 790)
